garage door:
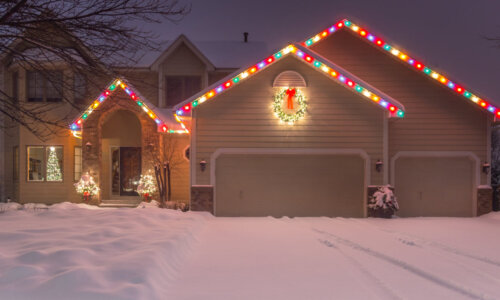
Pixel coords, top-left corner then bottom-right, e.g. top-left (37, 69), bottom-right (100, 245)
top-left (215, 154), bottom-right (365, 217)
top-left (394, 157), bottom-right (474, 217)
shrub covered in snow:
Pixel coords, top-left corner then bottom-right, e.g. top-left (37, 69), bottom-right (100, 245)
top-left (368, 185), bottom-right (399, 218)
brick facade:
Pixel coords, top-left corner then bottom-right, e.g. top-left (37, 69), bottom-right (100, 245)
top-left (190, 186), bottom-right (214, 213)
top-left (81, 92), bottom-right (161, 203)
top-left (477, 186), bottom-right (493, 216)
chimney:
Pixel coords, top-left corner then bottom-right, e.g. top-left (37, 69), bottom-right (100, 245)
top-left (243, 32), bottom-right (249, 43)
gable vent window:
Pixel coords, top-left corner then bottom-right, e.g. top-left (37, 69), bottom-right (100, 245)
top-left (27, 71), bottom-right (63, 102)
top-left (165, 76), bottom-right (201, 107)
top-left (273, 70), bottom-right (307, 88)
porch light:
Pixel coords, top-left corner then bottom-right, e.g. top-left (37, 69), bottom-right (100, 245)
top-left (85, 142), bottom-right (92, 152)
top-left (375, 159), bottom-right (383, 173)
top-left (200, 160), bottom-right (207, 172)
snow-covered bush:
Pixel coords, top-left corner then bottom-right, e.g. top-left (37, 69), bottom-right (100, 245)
top-left (368, 185), bottom-right (399, 218)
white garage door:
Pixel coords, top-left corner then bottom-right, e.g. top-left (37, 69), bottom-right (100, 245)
top-left (394, 156), bottom-right (474, 217)
top-left (215, 153), bottom-right (365, 217)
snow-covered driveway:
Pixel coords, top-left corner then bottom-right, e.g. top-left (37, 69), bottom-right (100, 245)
top-left (168, 216), bottom-right (500, 300)
top-left (1, 203), bottom-right (500, 299)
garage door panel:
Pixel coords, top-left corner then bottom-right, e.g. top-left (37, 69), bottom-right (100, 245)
top-left (215, 154), bottom-right (365, 217)
top-left (395, 157), bottom-right (474, 217)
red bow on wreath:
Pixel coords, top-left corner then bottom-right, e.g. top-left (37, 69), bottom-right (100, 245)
top-left (285, 88), bottom-right (296, 109)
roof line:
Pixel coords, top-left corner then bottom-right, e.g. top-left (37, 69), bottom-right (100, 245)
top-left (69, 77), bottom-right (188, 137)
top-left (295, 44), bottom-right (405, 111)
top-left (301, 18), bottom-right (498, 117)
top-left (150, 35), bottom-right (215, 71)
top-left (172, 44), bottom-right (405, 121)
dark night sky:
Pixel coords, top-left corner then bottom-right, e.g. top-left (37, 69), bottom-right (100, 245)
top-left (149, 0), bottom-right (500, 102)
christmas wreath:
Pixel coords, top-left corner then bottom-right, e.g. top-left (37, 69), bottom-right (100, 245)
top-left (273, 87), bottom-right (307, 124)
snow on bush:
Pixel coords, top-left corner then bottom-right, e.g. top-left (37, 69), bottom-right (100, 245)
top-left (368, 185), bottom-right (399, 211)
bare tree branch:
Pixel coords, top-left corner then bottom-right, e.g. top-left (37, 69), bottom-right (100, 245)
top-left (0, 0), bottom-right (189, 139)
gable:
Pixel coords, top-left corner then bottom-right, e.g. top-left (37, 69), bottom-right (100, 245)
top-left (162, 43), bottom-right (207, 75)
top-left (173, 44), bottom-right (405, 129)
top-left (303, 19), bottom-right (498, 117)
top-left (151, 36), bottom-right (215, 72)
top-left (69, 78), bottom-right (188, 137)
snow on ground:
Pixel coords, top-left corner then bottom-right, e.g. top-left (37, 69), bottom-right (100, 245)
top-left (0, 202), bottom-right (210, 300)
top-left (1, 203), bottom-right (500, 300)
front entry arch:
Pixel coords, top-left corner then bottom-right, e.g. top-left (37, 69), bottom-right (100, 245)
top-left (101, 110), bottom-right (142, 199)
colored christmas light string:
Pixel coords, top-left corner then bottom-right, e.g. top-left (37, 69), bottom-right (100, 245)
top-left (174, 44), bottom-right (405, 129)
top-left (70, 79), bottom-right (188, 137)
top-left (302, 19), bottom-right (498, 117)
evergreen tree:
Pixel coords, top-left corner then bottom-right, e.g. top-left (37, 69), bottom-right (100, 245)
top-left (47, 147), bottom-right (62, 181)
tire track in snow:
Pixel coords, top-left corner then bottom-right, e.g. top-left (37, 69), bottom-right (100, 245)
top-left (317, 238), bottom-right (403, 300)
top-left (313, 228), bottom-right (492, 300)
top-left (379, 228), bottom-right (500, 268)
top-left (325, 219), bottom-right (500, 287)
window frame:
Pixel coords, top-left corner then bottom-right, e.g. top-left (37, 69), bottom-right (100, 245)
top-left (73, 73), bottom-right (87, 105)
top-left (26, 70), bottom-right (63, 103)
top-left (74, 146), bottom-right (82, 182)
top-left (13, 146), bottom-right (19, 181)
top-left (165, 75), bottom-right (202, 107)
top-left (12, 71), bottom-right (18, 102)
top-left (26, 145), bottom-right (64, 183)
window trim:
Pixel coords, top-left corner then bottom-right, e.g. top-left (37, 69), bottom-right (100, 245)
top-left (165, 75), bottom-right (202, 107)
top-left (26, 145), bottom-right (64, 183)
top-left (73, 73), bottom-right (87, 105)
top-left (74, 146), bottom-right (82, 182)
top-left (26, 70), bottom-right (63, 103)
top-left (13, 146), bottom-right (19, 181)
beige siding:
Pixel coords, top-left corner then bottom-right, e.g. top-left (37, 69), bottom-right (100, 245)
top-left (162, 44), bottom-right (206, 76)
top-left (19, 126), bottom-right (81, 204)
top-left (311, 30), bottom-right (489, 185)
top-left (194, 56), bottom-right (385, 186)
top-left (165, 135), bottom-right (190, 203)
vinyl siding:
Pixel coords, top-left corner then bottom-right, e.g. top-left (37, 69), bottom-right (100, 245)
top-left (194, 55), bottom-right (385, 186)
top-left (19, 126), bottom-right (81, 204)
top-left (311, 29), bottom-right (489, 185)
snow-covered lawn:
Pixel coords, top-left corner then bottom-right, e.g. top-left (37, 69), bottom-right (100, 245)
top-left (1, 203), bottom-right (500, 299)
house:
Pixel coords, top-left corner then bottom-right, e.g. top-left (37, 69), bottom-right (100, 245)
top-left (0, 34), bottom-right (268, 206)
top-left (175, 19), bottom-right (494, 218)
top-left (0, 18), bottom-right (495, 217)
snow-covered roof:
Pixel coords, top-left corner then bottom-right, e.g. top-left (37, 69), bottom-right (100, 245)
top-left (135, 39), bottom-right (269, 69)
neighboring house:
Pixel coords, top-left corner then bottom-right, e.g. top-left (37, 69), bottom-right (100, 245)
top-left (175, 19), bottom-right (495, 218)
top-left (0, 18), bottom-right (495, 218)
top-left (0, 34), bottom-right (268, 206)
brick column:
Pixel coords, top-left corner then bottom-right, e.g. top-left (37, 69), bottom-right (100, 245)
top-left (477, 186), bottom-right (493, 216)
top-left (191, 185), bottom-right (214, 213)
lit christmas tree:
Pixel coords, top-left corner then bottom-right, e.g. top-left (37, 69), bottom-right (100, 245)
top-left (137, 174), bottom-right (157, 201)
top-left (75, 173), bottom-right (100, 202)
top-left (47, 147), bottom-right (62, 181)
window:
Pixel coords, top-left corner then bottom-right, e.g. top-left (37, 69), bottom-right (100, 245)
top-left (12, 72), bottom-right (18, 102)
top-left (184, 146), bottom-right (190, 161)
top-left (74, 73), bottom-right (86, 104)
top-left (27, 71), bottom-right (63, 102)
top-left (13, 146), bottom-right (19, 181)
top-left (27, 146), bottom-right (63, 182)
top-left (74, 146), bottom-right (82, 181)
top-left (165, 76), bottom-right (201, 107)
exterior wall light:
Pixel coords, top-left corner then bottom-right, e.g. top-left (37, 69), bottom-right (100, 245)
top-left (375, 159), bottom-right (383, 173)
top-left (482, 162), bottom-right (490, 174)
top-left (200, 160), bottom-right (207, 172)
top-left (85, 142), bottom-right (92, 152)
